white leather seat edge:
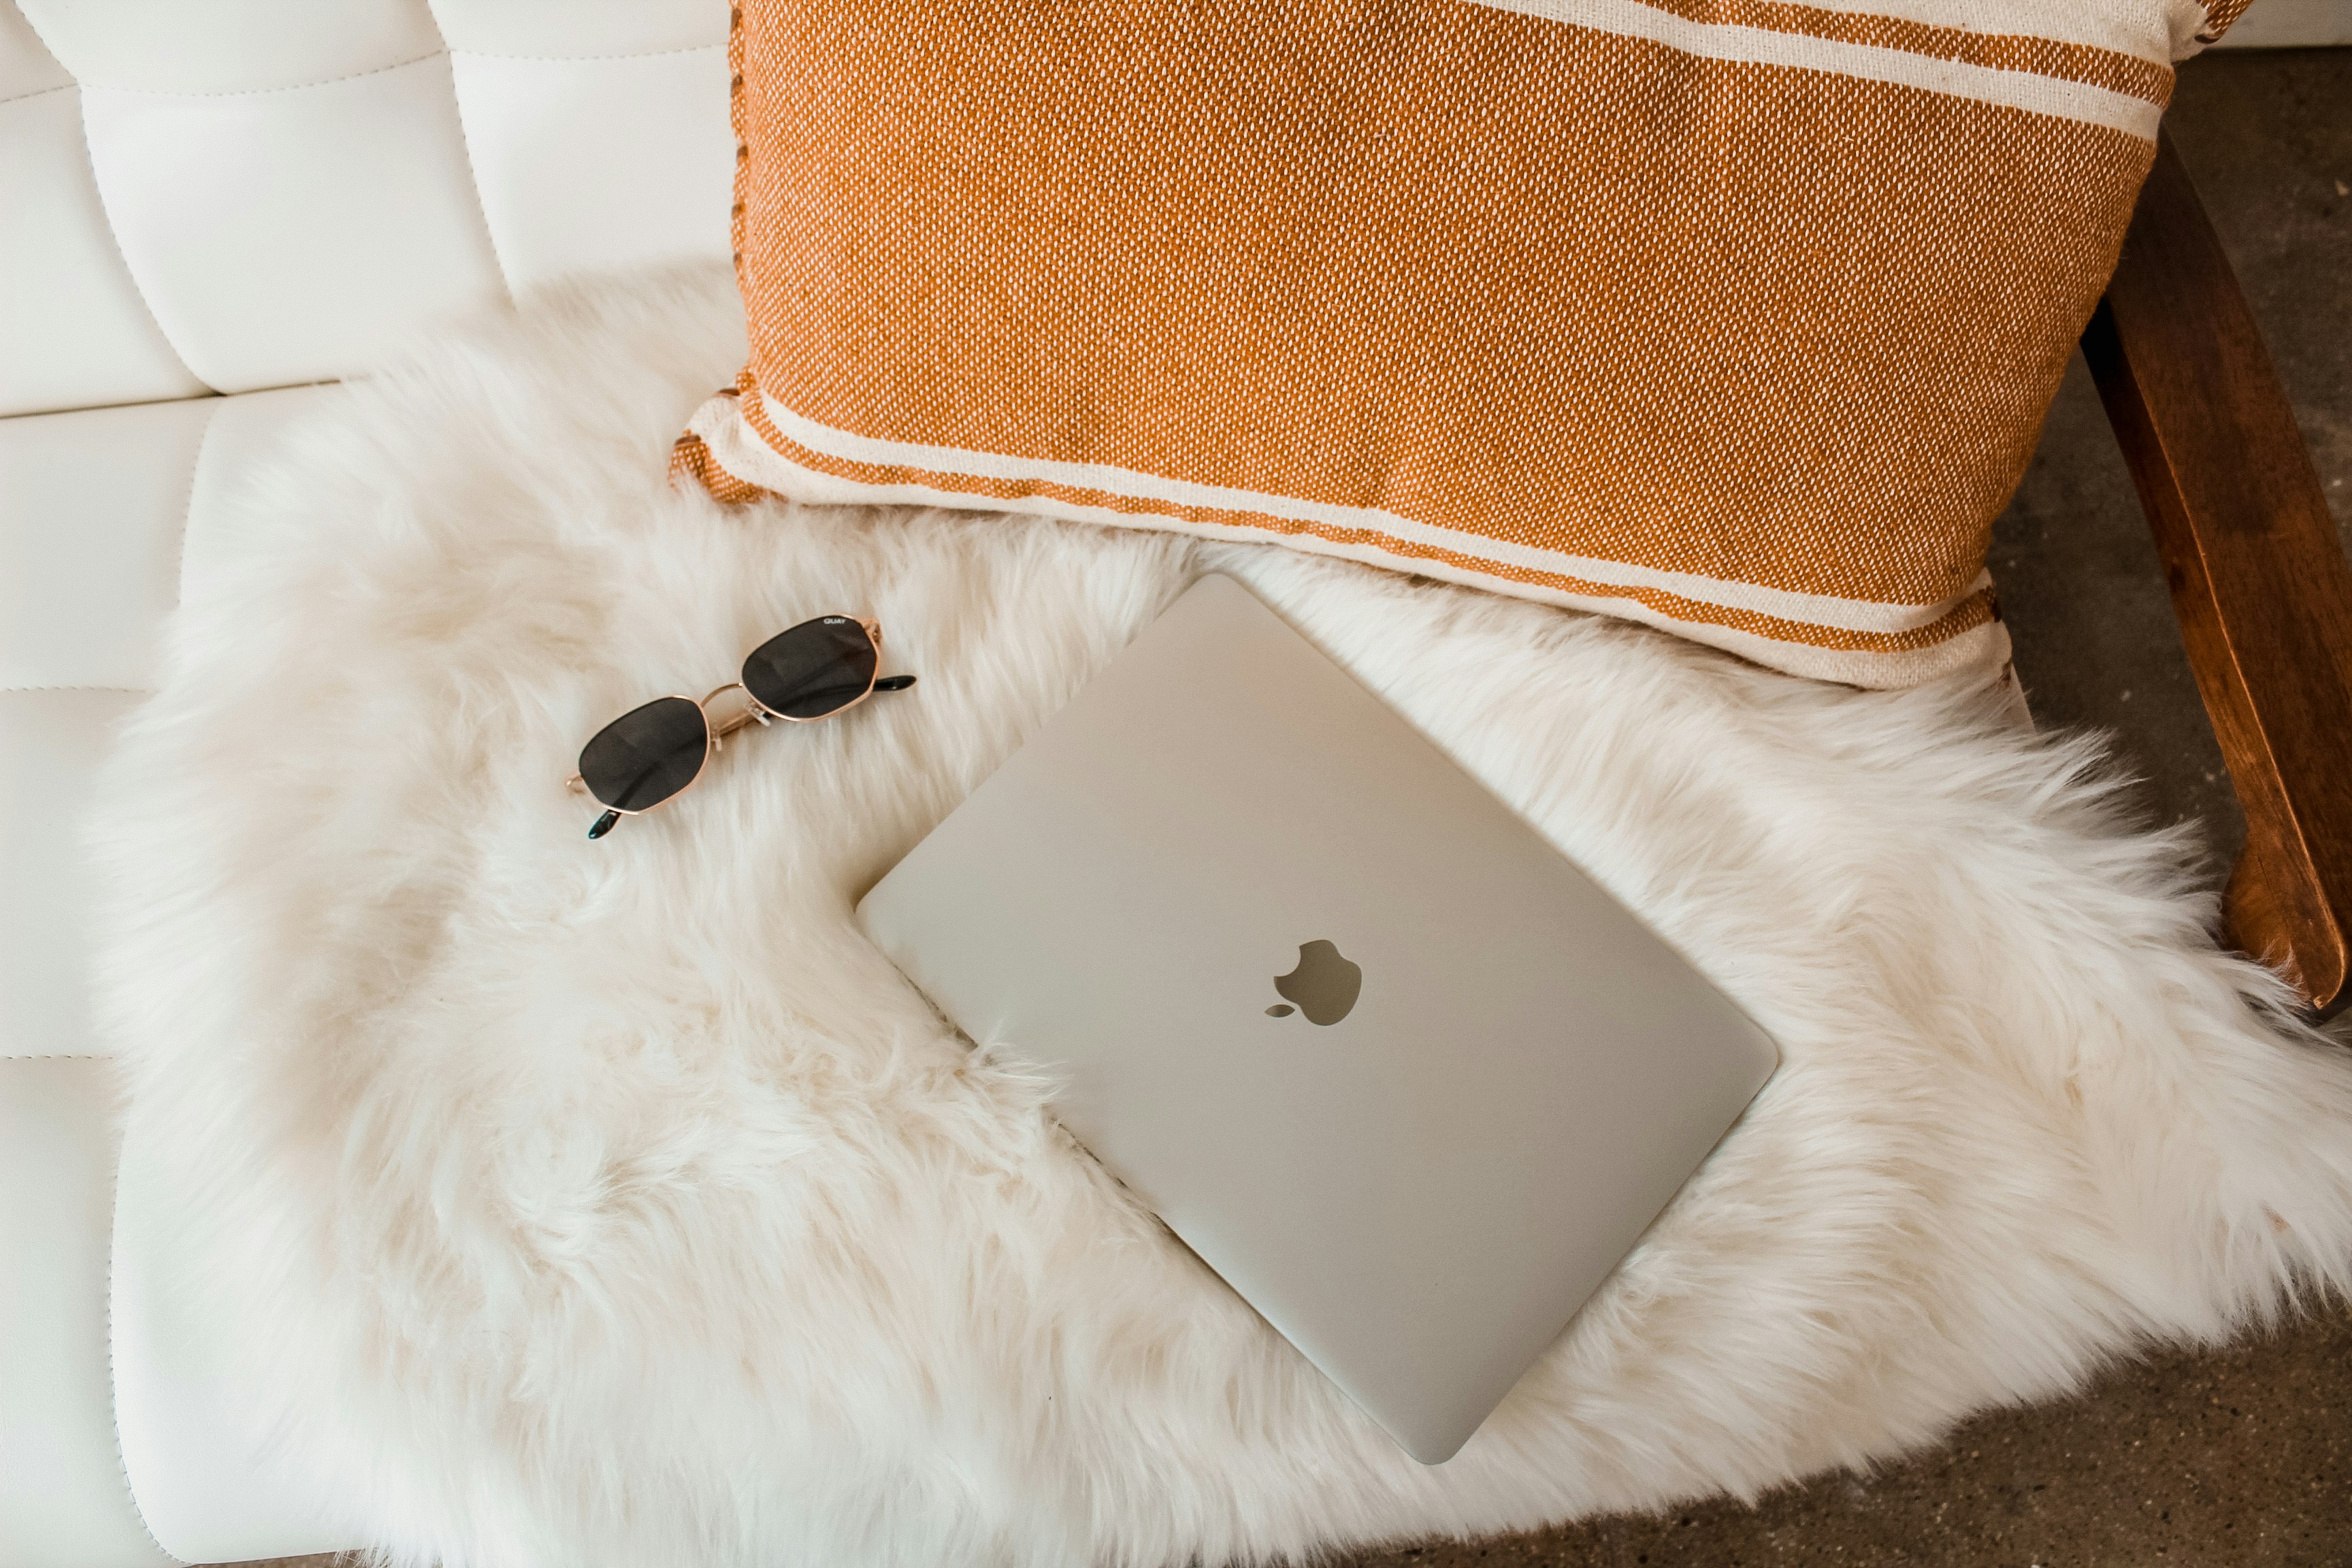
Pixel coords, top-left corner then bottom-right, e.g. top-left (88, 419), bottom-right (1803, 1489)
top-left (0, 384), bottom-right (354, 1568)
top-left (1, 0), bottom-right (734, 1561)
top-left (109, 383), bottom-right (352, 1567)
top-left (111, 1138), bottom-right (346, 1565)
top-left (0, 1058), bottom-right (173, 1568)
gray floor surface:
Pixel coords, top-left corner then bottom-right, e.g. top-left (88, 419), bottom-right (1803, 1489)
top-left (232, 46), bottom-right (2349, 1568)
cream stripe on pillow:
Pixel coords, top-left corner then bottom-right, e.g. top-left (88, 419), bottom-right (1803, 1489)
top-left (676, 0), bottom-right (2235, 688)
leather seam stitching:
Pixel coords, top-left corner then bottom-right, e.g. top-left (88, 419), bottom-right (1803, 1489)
top-left (174, 402), bottom-right (220, 605)
top-left (63, 87), bottom-right (214, 396)
top-left (103, 1103), bottom-right (184, 1564)
top-left (448, 42), bottom-right (724, 64)
top-left (75, 48), bottom-right (446, 99)
top-left (67, 41), bottom-right (721, 98)
top-left (0, 80), bottom-right (72, 108)
top-left (439, 58), bottom-right (517, 299)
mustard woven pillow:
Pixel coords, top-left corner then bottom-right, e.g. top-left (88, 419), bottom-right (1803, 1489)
top-left (677, 0), bottom-right (2249, 688)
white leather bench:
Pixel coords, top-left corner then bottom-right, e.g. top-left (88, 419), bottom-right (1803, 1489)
top-left (3, 3), bottom-right (731, 1560)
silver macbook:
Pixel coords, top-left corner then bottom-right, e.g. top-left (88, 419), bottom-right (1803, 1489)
top-left (857, 574), bottom-right (1776, 1464)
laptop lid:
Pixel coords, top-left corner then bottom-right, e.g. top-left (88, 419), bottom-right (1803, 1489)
top-left (857, 573), bottom-right (1777, 1463)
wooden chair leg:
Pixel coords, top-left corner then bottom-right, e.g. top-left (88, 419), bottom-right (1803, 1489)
top-left (2082, 129), bottom-right (2352, 1021)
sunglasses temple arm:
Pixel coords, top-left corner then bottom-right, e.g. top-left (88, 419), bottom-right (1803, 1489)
top-left (588, 810), bottom-right (622, 840)
top-left (875, 674), bottom-right (917, 692)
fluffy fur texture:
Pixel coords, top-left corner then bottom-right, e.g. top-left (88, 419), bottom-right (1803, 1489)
top-left (91, 267), bottom-right (2352, 1567)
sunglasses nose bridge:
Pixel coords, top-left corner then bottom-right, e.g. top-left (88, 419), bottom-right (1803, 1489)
top-left (700, 681), bottom-right (772, 749)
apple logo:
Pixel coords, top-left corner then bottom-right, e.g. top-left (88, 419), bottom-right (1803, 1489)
top-left (1264, 939), bottom-right (1363, 1026)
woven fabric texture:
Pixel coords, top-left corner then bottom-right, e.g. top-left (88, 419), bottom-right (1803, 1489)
top-left (680, 0), bottom-right (2246, 687)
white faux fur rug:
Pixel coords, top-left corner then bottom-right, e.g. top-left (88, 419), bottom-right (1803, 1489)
top-left (91, 267), bottom-right (2352, 1568)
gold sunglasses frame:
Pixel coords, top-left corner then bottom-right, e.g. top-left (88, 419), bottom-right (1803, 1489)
top-left (565, 617), bottom-right (897, 830)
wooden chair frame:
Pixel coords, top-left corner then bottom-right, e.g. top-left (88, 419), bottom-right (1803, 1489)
top-left (2083, 128), bottom-right (2352, 1020)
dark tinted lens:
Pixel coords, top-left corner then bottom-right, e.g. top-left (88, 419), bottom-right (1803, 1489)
top-left (577, 696), bottom-right (708, 812)
top-left (741, 616), bottom-right (879, 719)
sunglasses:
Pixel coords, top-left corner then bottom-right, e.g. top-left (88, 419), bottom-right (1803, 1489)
top-left (567, 615), bottom-right (916, 839)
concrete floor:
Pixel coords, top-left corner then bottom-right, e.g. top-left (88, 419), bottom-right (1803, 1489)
top-left (232, 46), bottom-right (2351, 1568)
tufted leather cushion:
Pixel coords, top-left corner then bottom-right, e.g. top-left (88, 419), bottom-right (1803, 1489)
top-left (0, 386), bottom-right (348, 1568)
top-left (111, 1132), bottom-right (345, 1563)
top-left (3, 0), bottom-right (734, 415)
top-left (1, 3), bottom-right (733, 1561)
top-left (0, 1059), bottom-right (171, 1568)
